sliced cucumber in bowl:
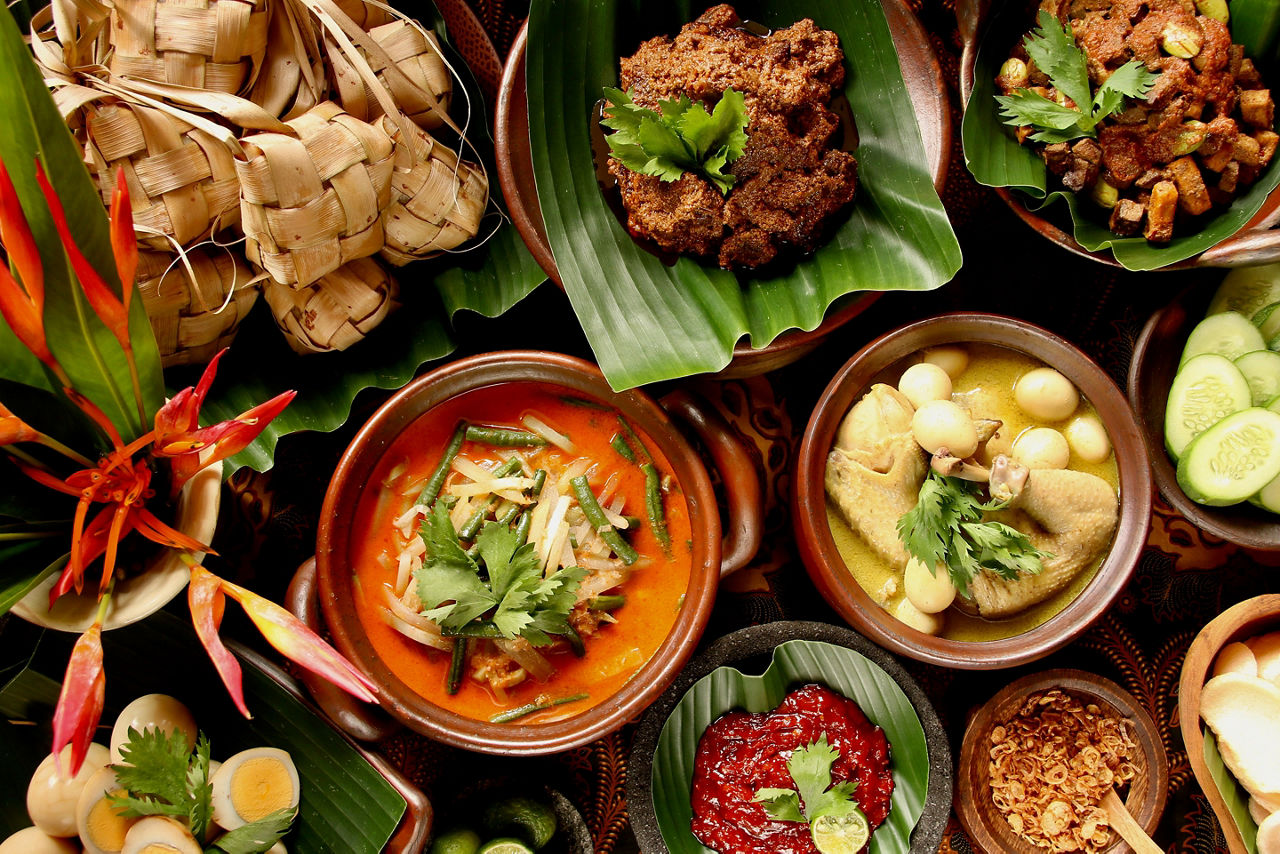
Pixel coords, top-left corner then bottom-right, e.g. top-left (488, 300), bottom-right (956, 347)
top-left (1207, 264), bottom-right (1280, 319)
top-left (1181, 312), bottom-right (1268, 366)
top-left (1234, 350), bottom-right (1280, 407)
top-left (1165, 354), bottom-right (1252, 458)
top-left (1177, 408), bottom-right (1280, 507)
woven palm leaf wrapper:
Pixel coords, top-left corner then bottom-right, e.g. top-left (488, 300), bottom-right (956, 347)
top-left (331, 0), bottom-right (394, 30)
top-left (237, 100), bottom-right (395, 287)
top-left (136, 248), bottom-right (259, 366)
top-left (262, 256), bottom-right (398, 352)
top-left (108, 0), bottom-right (269, 94)
top-left (329, 19), bottom-right (452, 130)
top-left (378, 113), bottom-right (487, 266)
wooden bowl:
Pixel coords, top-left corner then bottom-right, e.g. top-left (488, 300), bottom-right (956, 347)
top-left (1178, 594), bottom-right (1280, 854)
top-left (493, 0), bottom-right (952, 378)
top-left (1127, 283), bottom-right (1280, 550)
top-left (792, 313), bottom-right (1154, 670)
top-left (956, 669), bottom-right (1169, 854)
top-left (956, 0), bottom-right (1280, 269)
top-left (309, 351), bottom-right (764, 755)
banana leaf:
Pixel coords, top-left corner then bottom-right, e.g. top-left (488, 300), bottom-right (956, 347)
top-left (0, 612), bottom-right (407, 853)
top-left (526, 0), bottom-right (962, 390)
top-left (962, 0), bottom-right (1280, 271)
top-left (1203, 730), bottom-right (1259, 854)
top-left (177, 1), bottom-right (546, 474)
top-left (652, 639), bottom-right (930, 853)
top-left (0, 4), bottom-right (165, 441)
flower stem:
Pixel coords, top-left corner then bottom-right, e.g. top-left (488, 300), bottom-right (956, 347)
top-left (34, 433), bottom-right (94, 467)
top-left (95, 581), bottom-right (113, 623)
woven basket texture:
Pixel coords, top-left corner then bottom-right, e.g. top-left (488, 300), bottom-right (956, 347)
top-left (379, 114), bottom-right (487, 266)
top-left (136, 248), bottom-right (258, 366)
top-left (83, 99), bottom-right (241, 250)
top-left (330, 21), bottom-right (452, 130)
top-left (108, 0), bottom-right (270, 94)
top-left (262, 255), bottom-right (398, 352)
top-left (237, 101), bottom-right (395, 287)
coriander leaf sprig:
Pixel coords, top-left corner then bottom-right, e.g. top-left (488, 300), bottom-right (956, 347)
top-left (995, 10), bottom-right (1159, 143)
top-left (753, 735), bottom-right (868, 849)
top-left (601, 86), bottom-right (750, 195)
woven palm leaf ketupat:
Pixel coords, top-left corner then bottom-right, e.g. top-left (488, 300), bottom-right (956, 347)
top-left (237, 100), bottom-right (395, 287)
top-left (378, 113), bottom-right (487, 266)
top-left (136, 248), bottom-right (260, 366)
top-left (262, 256), bottom-right (399, 352)
top-left (330, 20), bottom-right (453, 130)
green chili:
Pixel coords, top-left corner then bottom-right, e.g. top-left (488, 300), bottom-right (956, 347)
top-left (642, 463), bottom-right (671, 550)
top-left (465, 426), bottom-right (546, 446)
top-left (570, 475), bottom-right (638, 565)
top-left (489, 693), bottom-right (590, 723)
top-left (417, 422), bottom-right (466, 505)
top-left (446, 638), bottom-right (467, 695)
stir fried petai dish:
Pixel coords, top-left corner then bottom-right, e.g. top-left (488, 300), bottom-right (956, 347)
top-left (995, 0), bottom-right (1276, 242)
top-left (351, 383), bottom-right (691, 724)
top-left (600, 5), bottom-right (858, 270)
top-left (825, 345), bottom-right (1120, 640)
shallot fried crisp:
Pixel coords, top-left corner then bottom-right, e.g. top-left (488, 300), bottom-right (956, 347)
top-left (988, 688), bottom-right (1139, 852)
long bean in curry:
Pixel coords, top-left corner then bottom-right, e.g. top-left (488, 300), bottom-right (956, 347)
top-left (570, 475), bottom-right (639, 565)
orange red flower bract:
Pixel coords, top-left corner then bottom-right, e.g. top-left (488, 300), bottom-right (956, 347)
top-left (188, 565), bottom-right (250, 718)
top-left (51, 621), bottom-right (105, 777)
top-left (0, 160), bottom-right (43, 304)
top-left (109, 171), bottom-right (136, 315)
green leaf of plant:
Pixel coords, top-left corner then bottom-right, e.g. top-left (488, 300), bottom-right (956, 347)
top-left (0, 4), bottom-right (164, 441)
top-left (652, 639), bottom-right (930, 854)
top-left (528, 0), bottom-right (960, 390)
top-left (1022, 10), bottom-right (1091, 111)
top-left (995, 90), bottom-right (1085, 131)
top-left (753, 788), bottom-right (805, 823)
top-left (0, 540), bottom-right (66, 617)
top-left (212, 806), bottom-right (297, 854)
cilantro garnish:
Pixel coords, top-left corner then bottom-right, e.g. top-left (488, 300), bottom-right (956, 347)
top-left (896, 471), bottom-right (1052, 599)
top-left (416, 504), bottom-right (585, 645)
top-left (601, 86), bottom-right (750, 195)
top-left (995, 10), bottom-right (1159, 143)
top-left (211, 807), bottom-right (298, 854)
top-left (754, 734), bottom-right (862, 825)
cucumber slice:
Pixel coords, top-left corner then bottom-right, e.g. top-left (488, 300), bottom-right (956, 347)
top-left (1254, 301), bottom-right (1280, 340)
top-left (1269, 393), bottom-right (1280, 413)
top-left (1165, 353), bottom-right (1252, 457)
top-left (1208, 264), bottom-right (1280, 318)
top-left (1180, 312), bottom-right (1267, 365)
top-left (1177, 408), bottom-right (1280, 506)
top-left (1235, 350), bottom-right (1280, 407)
top-left (1250, 473), bottom-right (1280, 514)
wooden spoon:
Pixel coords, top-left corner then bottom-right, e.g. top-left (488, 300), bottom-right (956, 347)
top-left (1101, 789), bottom-right (1163, 854)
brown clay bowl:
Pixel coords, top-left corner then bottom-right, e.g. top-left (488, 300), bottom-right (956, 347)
top-left (303, 351), bottom-right (764, 755)
top-left (956, 0), bottom-right (1280, 269)
top-left (1179, 594), bottom-right (1280, 854)
top-left (494, 0), bottom-right (952, 378)
top-left (792, 313), bottom-right (1154, 670)
top-left (956, 668), bottom-right (1169, 854)
top-left (1127, 283), bottom-right (1280, 550)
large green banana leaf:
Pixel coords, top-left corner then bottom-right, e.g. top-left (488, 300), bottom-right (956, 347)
top-left (962, 0), bottom-right (1280, 271)
top-left (527, 0), bottom-right (962, 390)
top-left (652, 639), bottom-right (930, 853)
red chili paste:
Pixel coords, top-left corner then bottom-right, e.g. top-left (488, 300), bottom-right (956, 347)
top-left (690, 683), bottom-right (894, 854)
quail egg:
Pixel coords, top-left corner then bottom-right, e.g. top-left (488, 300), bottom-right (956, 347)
top-left (121, 816), bottom-right (201, 854)
top-left (210, 748), bottom-right (300, 831)
top-left (110, 694), bottom-right (197, 763)
top-left (77, 766), bottom-right (138, 854)
top-left (27, 742), bottom-right (111, 836)
top-left (0, 826), bottom-right (79, 853)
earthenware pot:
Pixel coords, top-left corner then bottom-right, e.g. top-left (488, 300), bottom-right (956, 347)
top-left (12, 462), bottom-right (221, 632)
top-left (792, 313), bottom-right (1153, 669)
top-left (956, 668), bottom-right (1169, 854)
top-left (295, 351), bottom-right (763, 754)
top-left (1127, 283), bottom-right (1280, 551)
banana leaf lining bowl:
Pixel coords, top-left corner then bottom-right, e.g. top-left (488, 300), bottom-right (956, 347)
top-left (499, 0), bottom-right (960, 386)
top-left (626, 621), bottom-right (952, 854)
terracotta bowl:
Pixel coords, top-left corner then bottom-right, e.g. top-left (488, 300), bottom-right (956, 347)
top-left (956, 0), bottom-right (1280, 268)
top-left (1178, 594), bottom-right (1280, 854)
top-left (955, 668), bottom-right (1169, 854)
top-left (792, 313), bottom-right (1154, 670)
top-left (1128, 283), bottom-right (1280, 550)
top-left (301, 351), bottom-right (763, 755)
top-left (494, 0), bottom-right (952, 378)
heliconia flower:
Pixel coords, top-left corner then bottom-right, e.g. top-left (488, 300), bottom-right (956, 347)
top-left (188, 565), bottom-right (249, 717)
top-left (0, 403), bottom-right (39, 445)
top-left (154, 349), bottom-right (225, 440)
top-left (0, 160), bottom-right (43, 305)
top-left (51, 621), bottom-right (105, 777)
top-left (49, 504), bottom-right (132, 605)
top-left (109, 171), bottom-right (136, 315)
top-left (158, 391), bottom-right (296, 494)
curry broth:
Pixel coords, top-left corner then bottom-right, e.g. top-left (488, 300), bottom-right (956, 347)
top-left (826, 344), bottom-right (1120, 642)
top-left (350, 382), bottom-right (693, 723)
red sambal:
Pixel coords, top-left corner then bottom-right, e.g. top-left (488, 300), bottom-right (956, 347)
top-left (690, 683), bottom-right (894, 854)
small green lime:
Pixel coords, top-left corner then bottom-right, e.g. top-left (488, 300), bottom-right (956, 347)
top-left (811, 810), bottom-right (871, 854)
top-left (482, 796), bottom-right (558, 848)
top-left (476, 838), bottom-right (535, 854)
top-left (428, 828), bottom-right (483, 854)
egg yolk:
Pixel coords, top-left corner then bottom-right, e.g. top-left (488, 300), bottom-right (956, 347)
top-left (87, 790), bottom-right (135, 851)
top-left (230, 758), bottom-right (294, 823)
top-left (138, 845), bottom-right (182, 854)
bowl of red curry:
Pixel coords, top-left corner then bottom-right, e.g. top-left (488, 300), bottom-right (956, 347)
top-left (626, 621), bottom-right (952, 853)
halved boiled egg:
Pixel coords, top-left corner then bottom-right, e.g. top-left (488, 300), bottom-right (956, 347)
top-left (0, 826), bottom-right (79, 854)
top-left (121, 816), bottom-right (202, 854)
top-left (77, 767), bottom-right (138, 854)
top-left (210, 748), bottom-right (300, 831)
top-left (27, 742), bottom-right (111, 836)
top-left (110, 694), bottom-right (197, 763)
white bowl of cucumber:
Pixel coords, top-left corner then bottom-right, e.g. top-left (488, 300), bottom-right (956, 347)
top-left (1129, 267), bottom-right (1280, 551)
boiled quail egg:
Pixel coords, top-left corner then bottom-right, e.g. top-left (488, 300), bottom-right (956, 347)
top-left (210, 748), bottom-right (300, 831)
top-left (0, 826), bottom-right (79, 854)
top-left (911, 400), bottom-right (979, 457)
top-left (1063, 415), bottom-right (1111, 463)
top-left (1014, 368), bottom-right (1079, 421)
top-left (77, 766), bottom-right (138, 854)
top-left (903, 557), bottom-right (957, 614)
top-left (27, 742), bottom-right (111, 836)
top-left (121, 816), bottom-right (201, 854)
top-left (110, 694), bottom-right (197, 763)
top-left (893, 597), bottom-right (945, 635)
top-left (897, 363), bottom-right (952, 409)
top-left (1013, 427), bottom-right (1070, 470)
top-left (921, 345), bottom-right (969, 379)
